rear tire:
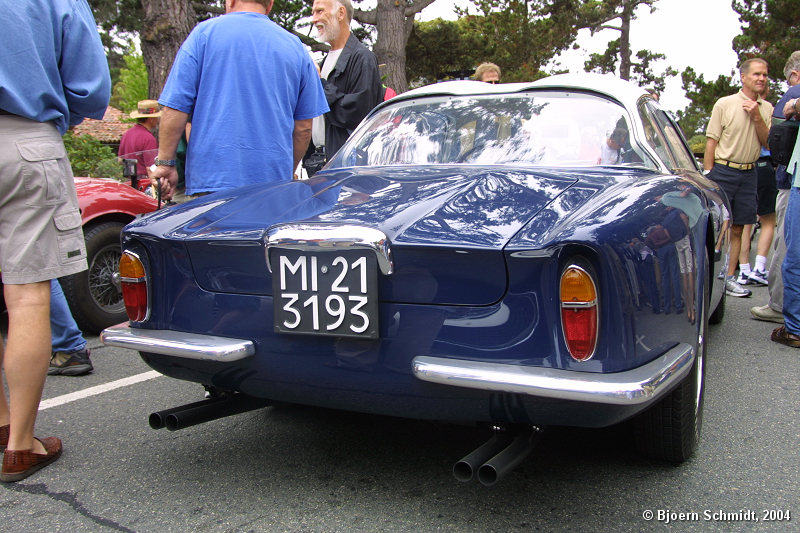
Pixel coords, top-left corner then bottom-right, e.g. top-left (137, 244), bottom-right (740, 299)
top-left (633, 261), bottom-right (707, 463)
top-left (60, 221), bottom-right (127, 334)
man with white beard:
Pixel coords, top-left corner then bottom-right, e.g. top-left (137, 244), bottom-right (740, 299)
top-left (304, 0), bottom-right (382, 175)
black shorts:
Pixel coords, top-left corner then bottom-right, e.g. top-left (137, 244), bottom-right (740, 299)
top-left (756, 157), bottom-right (777, 216)
top-left (708, 163), bottom-right (757, 226)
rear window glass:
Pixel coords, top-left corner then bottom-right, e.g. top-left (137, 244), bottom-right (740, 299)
top-left (331, 92), bottom-right (658, 170)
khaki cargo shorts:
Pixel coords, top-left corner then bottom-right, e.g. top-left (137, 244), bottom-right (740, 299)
top-left (0, 116), bottom-right (87, 284)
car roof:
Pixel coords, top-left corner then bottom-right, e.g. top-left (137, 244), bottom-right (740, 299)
top-left (399, 73), bottom-right (651, 110)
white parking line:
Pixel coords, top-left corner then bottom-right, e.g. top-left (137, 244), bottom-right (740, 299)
top-left (39, 370), bottom-right (162, 411)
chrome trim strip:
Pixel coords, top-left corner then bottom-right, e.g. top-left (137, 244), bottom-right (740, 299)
top-left (561, 300), bottom-right (597, 309)
top-left (100, 324), bottom-right (255, 362)
top-left (412, 343), bottom-right (694, 405)
top-left (266, 223), bottom-right (394, 275)
top-left (508, 250), bottom-right (555, 259)
top-left (119, 276), bottom-right (145, 283)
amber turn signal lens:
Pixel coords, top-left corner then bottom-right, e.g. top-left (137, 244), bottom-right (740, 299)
top-left (560, 267), bottom-right (597, 303)
top-left (119, 252), bottom-right (146, 279)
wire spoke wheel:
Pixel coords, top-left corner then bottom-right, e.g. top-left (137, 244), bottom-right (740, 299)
top-left (88, 242), bottom-right (123, 312)
top-left (60, 221), bottom-right (128, 333)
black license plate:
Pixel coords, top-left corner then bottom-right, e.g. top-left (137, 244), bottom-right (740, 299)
top-left (272, 249), bottom-right (379, 338)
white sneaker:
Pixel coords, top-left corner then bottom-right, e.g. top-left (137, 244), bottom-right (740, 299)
top-left (736, 272), bottom-right (752, 285)
top-left (726, 277), bottom-right (752, 297)
top-left (747, 269), bottom-right (768, 286)
top-left (750, 304), bottom-right (783, 323)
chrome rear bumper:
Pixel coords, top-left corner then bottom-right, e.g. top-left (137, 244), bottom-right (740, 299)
top-left (101, 324), bottom-right (254, 362)
top-left (102, 323), bottom-right (692, 406)
top-left (413, 343), bottom-right (694, 406)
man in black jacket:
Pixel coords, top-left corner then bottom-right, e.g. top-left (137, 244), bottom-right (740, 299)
top-left (305, 0), bottom-right (382, 175)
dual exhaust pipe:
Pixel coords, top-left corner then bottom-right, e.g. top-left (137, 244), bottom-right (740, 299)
top-left (149, 393), bottom-right (269, 431)
top-left (454, 426), bottom-right (542, 486)
top-left (152, 394), bottom-right (536, 486)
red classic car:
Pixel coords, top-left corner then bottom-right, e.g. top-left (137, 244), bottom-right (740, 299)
top-left (59, 177), bottom-right (158, 333)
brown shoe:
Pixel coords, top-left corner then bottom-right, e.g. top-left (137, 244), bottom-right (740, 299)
top-left (0, 437), bottom-right (62, 482)
top-left (771, 326), bottom-right (800, 348)
top-left (0, 425), bottom-right (7, 452)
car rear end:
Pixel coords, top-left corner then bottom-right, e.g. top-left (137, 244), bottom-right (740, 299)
top-left (103, 167), bottom-right (693, 429)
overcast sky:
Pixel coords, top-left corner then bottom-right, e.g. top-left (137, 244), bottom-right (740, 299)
top-left (414, 0), bottom-right (744, 111)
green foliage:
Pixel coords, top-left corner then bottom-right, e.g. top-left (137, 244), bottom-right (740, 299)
top-left (111, 53), bottom-right (149, 113)
top-left (630, 49), bottom-right (678, 95)
top-left (90, 0), bottom-right (227, 37)
top-left (63, 131), bottom-right (122, 181)
top-left (196, 0), bottom-right (225, 22)
top-left (687, 134), bottom-right (707, 156)
top-left (436, 0), bottom-right (668, 84)
top-left (733, 0), bottom-right (800, 84)
top-left (92, 157), bottom-right (126, 181)
top-left (89, 0), bottom-right (228, 86)
top-left (272, 0), bottom-right (312, 32)
top-left (454, 0), bottom-right (616, 82)
top-left (585, 39), bottom-right (620, 74)
top-left (90, 0), bottom-right (318, 83)
top-left (582, 1), bottom-right (675, 93)
top-left (90, 0), bottom-right (144, 36)
top-left (89, 0), bottom-right (144, 85)
top-left (406, 18), bottom-right (488, 86)
top-left (674, 67), bottom-right (738, 137)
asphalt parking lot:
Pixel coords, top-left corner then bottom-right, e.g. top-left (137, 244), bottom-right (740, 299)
top-left (0, 282), bottom-right (798, 532)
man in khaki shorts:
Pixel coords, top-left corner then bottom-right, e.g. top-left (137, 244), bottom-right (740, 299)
top-left (704, 58), bottom-right (773, 298)
top-left (0, 0), bottom-right (110, 482)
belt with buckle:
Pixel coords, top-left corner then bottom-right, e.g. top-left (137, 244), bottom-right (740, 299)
top-left (715, 159), bottom-right (755, 171)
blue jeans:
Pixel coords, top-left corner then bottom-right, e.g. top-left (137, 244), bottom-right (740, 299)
top-left (783, 188), bottom-right (800, 335)
top-left (51, 279), bottom-right (86, 353)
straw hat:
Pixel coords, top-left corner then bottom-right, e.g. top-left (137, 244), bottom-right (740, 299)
top-left (130, 100), bottom-right (162, 119)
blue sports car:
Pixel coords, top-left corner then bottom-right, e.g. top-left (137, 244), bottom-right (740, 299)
top-left (102, 74), bottom-right (728, 485)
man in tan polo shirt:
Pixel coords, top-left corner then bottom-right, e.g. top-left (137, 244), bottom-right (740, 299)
top-left (704, 58), bottom-right (773, 298)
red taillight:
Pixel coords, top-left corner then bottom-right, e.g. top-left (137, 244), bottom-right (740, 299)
top-left (119, 251), bottom-right (148, 322)
top-left (560, 265), bottom-right (599, 361)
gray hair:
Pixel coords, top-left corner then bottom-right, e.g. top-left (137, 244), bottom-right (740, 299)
top-left (739, 58), bottom-right (768, 76)
top-left (784, 51), bottom-right (800, 80)
top-left (335, 0), bottom-right (353, 23)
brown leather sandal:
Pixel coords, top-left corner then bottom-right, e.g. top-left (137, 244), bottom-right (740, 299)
top-left (771, 326), bottom-right (800, 348)
top-left (0, 436), bottom-right (62, 482)
top-left (0, 425), bottom-right (8, 452)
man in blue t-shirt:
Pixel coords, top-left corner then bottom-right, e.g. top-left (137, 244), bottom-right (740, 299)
top-left (153, 0), bottom-right (329, 200)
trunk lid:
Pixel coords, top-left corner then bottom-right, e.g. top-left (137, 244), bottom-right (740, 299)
top-left (156, 167), bottom-right (578, 305)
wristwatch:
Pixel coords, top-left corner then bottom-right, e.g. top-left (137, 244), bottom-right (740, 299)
top-left (154, 158), bottom-right (176, 167)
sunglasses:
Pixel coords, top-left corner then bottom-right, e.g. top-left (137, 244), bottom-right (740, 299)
top-left (486, 80), bottom-right (499, 84)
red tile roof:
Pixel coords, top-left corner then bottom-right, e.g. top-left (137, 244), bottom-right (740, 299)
top-left (72, 106), bottom-right (133, 143)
